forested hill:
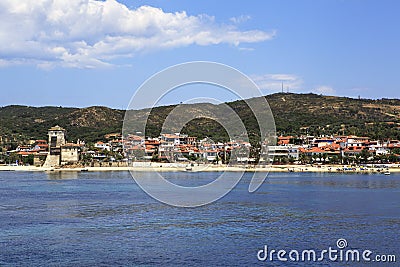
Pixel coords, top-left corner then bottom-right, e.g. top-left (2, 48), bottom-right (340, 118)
top-left (265, 93), bottom-right (400, 140)
top-left (0, 106), bottom-right (124, 145)
top-left (1, 93), bottom-right (400, 147)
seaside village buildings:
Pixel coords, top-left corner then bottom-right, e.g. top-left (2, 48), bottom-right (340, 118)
top-left (269, 135), bottom-right (400, 163)
top-left (123, 133), bottom-right (400, 165)
top-left (3, 125), bottom-right (400, 166)
top-left (8, 126), bottom-right (83, 167)
top-left (42, 126), bottom-right (81, 167)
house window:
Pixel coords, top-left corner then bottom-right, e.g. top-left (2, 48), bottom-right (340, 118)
top-left (50, 136), bottom-right (57, 147)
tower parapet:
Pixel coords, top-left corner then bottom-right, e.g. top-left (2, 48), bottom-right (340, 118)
top-left (48, 125), bottom-right (66, 150)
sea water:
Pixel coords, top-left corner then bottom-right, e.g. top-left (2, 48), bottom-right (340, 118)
top-left (0, 171), bottom-right (398, 266)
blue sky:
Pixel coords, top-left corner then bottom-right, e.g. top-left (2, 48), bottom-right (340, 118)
top-left (0, 0), bottom-right (399, 108)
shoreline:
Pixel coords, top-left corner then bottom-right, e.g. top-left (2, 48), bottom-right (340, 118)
top-left (1, 164), bottom-right (399, 174)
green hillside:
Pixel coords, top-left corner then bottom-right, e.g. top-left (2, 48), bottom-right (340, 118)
top-left (1, 93), bottom-right (400, 150)
top-left (0, 106), bottom-right (124, 149)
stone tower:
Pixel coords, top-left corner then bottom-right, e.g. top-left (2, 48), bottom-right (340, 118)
top-left (43, 125), bottom-right (66, 167)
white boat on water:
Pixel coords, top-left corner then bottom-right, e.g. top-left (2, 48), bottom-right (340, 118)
top-left (384, 170), bottom-right (391, 175)
top-left (185, 165), bottom-right (193, 171)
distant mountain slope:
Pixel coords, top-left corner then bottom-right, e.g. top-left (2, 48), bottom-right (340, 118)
top-left (265, 93), bottom-right (400, 139)
top-left (0, 105), bottom-right (124, 146)
top-left (1, 93), bottom-right (399, 147)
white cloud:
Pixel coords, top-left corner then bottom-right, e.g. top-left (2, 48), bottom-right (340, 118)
top-left (230, 15), bottom-right (251, 24)
top-left (0, 0), bottom-right (275, 68)
top-left (315, 86), bottom-right (336, 95)
top-left (238, 47), bottom-right (255, 51)
top-left (251, 74), bottom-right (303, 93)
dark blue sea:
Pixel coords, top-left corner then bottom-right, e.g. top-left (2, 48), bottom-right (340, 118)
top-left (0, 171), bottom-right (398, 266)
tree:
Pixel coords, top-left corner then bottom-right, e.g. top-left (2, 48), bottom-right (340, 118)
top-left (299, 154), bottom-right (308, 164)
top-left (355, 154), bottom-right (361, 165)
top-left (7, 153), bottom-right (19, 165)
top-left (360, 148), bottom-right (371, 164)
top-left (388, 154), bottom-right (398, 163)
top-left (81, 153), bottom-right (93, 166)
top-left (151, 154), bottom-right (159, 162)
top-left (391, 148), bottom-right (400, 155)
top-left (342, 155), bottom-right (350, 165)
top-left (25, 154), bottom-right (34, 165)
top-left (322, 153), bottom-right (328, 164)
top-left (330, 155), bottom-right (339, 164)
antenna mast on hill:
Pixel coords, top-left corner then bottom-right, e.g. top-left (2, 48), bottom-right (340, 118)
top-left (281, 82), bottom-right (284, 93)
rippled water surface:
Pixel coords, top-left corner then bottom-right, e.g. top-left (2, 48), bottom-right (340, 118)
top-left (0, 171), bottom-right (399, 266)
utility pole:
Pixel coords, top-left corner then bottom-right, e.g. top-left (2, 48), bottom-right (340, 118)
top-left (224, 145), bottom-right (226, 164)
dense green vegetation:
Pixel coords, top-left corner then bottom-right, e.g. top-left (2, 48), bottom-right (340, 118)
top-left (0, 105), bottom-right (124, 149)
top-left (265, 93), bottom-right (400, 140)
top-left (1, 93), bottom-right (400, 150)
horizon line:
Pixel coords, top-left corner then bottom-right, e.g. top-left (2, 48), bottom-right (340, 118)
top-left (1, 92), bottom-right (399, 110)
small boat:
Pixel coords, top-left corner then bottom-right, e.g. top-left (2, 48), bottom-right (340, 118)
top-left (185, 165), bottom-right (193, 171)
top-left (81, 168), bottom-right (89, 172)
top-left (384, 170), bottom-right (391, 175)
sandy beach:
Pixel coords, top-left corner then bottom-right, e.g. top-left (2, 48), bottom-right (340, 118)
top-left (1, 163), bottom-right (399, 173)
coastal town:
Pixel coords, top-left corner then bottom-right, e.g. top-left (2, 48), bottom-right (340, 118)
top-left (1, 125), bottom-right (400, 172)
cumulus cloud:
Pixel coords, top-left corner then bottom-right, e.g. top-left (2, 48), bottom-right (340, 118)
top-left (251, 74), bottom-right (303, 92)
top-left (315, 85), bottom-right (336, 95)
top-left (0, 0), bottom-right (275, 68)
